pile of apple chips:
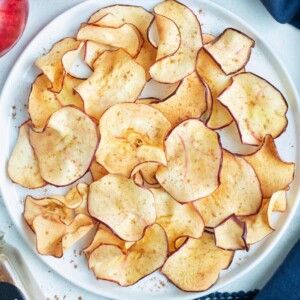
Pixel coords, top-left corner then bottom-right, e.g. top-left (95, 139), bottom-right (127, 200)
top-left (8, 0), bottom-right (295, 292)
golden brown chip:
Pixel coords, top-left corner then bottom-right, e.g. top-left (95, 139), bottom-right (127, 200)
top-left (89, 160), bottom-right (109, 181)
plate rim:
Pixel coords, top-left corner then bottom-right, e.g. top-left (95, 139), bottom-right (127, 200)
top-left (0, 0), bottom-right (299, 299)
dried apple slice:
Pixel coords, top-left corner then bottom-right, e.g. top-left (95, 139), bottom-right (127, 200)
top-left (243, 135), bottom-right (294, 198)
top-left (161, 232), bottom-right (234, 292)
top-left (150, 72), bottom-right (207, 128)
top-left (88, 174), bottom-right (156, 241)
top-left (8, 122), bottom-right (46, 188)
top-left (61, 42), bottom-right (84, 73)
top-left (196, 49), bottom-right (233, 129)
top-left (131, 161), bottom-right (160, 185)
top-left (152, 187), bottom-right (204, 252)
top-left (35, 37), bottom-right (81, 92)
top-left (202, 33), bottom-right (215, 45)
top-left (55, 74), bottom-right (84, 109)
top-left (28, 74), bottom-right (62, 130)
top-left (194, 150), bottom-right (262, 228)
top-left (204, 28), bottom-right (254, 75)
top-left (88, 5), bottom-right (157, 80)
top-left (156, 119), bottom-right (222, 203)
top-left (33, 213), bottom-right (94, 257)
top-left (272, 190), bottom-right (287, 212)
top-left (150, 0), bottom-right (202, 83)
top-left (218, 73), bottom-right (288, 145)
top-left (29, 106), bottom-right (98, 186)
top-left (88, 224), bottom-right (168, 286)
top-left (90, 160), bottom-right (108, 181)
top-left (96, 103), bottom-right (170, 177)
top-left (214, 215), bottom-right (247, 250)
top-left (75, 49), bottom-right (146, 120)
top-left (77, 23), bottom-right (143, 58)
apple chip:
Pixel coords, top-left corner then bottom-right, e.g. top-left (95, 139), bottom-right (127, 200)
top-left (96, 103), bottom-right (170, 177)
top-left (33, 213), bottom-right (94, 257)
top-left (243, 135), bottom-right (294, 198)
top-left (150, 72), bottom-right (207, 128)
top-left (8, 122), bottom-right (46, 188)
top-left (77, 23), bottom-right (143, 58)
top-left (131, 162), bottom-right (159, 185)
top-left (61, 42), bottom-right (84, 73)
top-left (35, 37), bottom-right (81, 92)
top-left (88, 174), bottom-right (156, 241)
top-left (156, 119), bottom-right (222, 203)
top-left (28, 74), bottom-right (62, 130)
top-left (150, 0), bottom-right (202, 83)
top-left (203, 33), bottom-right (215, 45)
top-left (88, 5), bottom-right (157, 80)
top-left (29, 106), bottom-right (98, 186)
top-left (218, 73), bottom-right (288, 145)
top-left (272, 190), bottom-right (287, 212)
top-left (214, 215), bottom-right (247, 250)
top-left (55, 74), bottom-right (84, 109)
top-left (161, 232), bottom-right (234, 291)
top-left (174, 236), bottom-right (187, 250)
top-left (75, 49), bottom-right (146, 120)
top-left (88, 224), bottom-right (168, 286)
top-left (194, 150), bottom-right (262, 227)
top-left (204, 28), bottom-right (254, 75)
top-left (196, 49), bottom-right (233, 129)
top-left (90, 160), bottom-right (108, 181)
top-left (152, 187), bottom-right (204, 252)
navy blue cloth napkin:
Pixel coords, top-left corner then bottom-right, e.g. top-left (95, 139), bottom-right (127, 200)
top-left (261, 0), bottom-right (300, 28)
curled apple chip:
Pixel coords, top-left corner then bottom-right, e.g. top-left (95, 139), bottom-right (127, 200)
top-left (35, 37), bottom-right (81, 92)
top-left (8, 122), bottom-right (46, 188)
top-left (214, 215), bottom-right (247, 250)
top-left (161, 232), bottom-right (234, 292)
top-left (202, 33), bottom-right (215, 45)
top-left (29, 106), bottom-right (98, 186)
top-left (131, 161), bottom-right (159, 185)
top-left (150, 0), bottom-right (202, 83)
top-left (204, 28), bottom-right (254, 75)
top-left (150, 72), bottom-right (207, 128)
top-left (55, 74), bottom-right (84, 109)
top-left (88, 174), bottom-right (156, 241)
top-left (196, 49), bottom-right (233, 129)
top-left (243, 135), bottom-right (294, 198)
top-left (194, 150), bottom-right (262, 228)
top-left (75, 49), bottom-right (146, 120)
top-left (77, 23), bottom-right (143, 58)
top-left (33, 213), bottom-right (94, 257)
top-left (28, 74), bottom-right (62, 130)
top-left (88, 224), bottom-right (168, 286)
top-left (272, 190), bottom-right (287, 212)
top-left (152, 187), bottom-right (204, 252)
top-left (156, 119), bottom-right (222, 203)
top-left (61, 42), bottom-right (84, 73)
top-left (90, 160), bottom-right (108, 181)
top-left (88, 5), bottom-right (157, 80)
top-left (96, 103), bottom-right (170, 177)
top-left (218, 73), bottom-right (288, 145)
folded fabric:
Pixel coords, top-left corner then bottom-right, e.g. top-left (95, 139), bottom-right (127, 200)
top-left (261, 0), bottom-right (300, 28)
top-left (254, 238), bottom-right (300, 300)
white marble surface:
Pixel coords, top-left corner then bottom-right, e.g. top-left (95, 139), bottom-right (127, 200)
top-left (0, 0), bottom-right (299, 299)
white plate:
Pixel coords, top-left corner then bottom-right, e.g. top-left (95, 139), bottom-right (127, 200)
top-left (0, 0), bottom-right (299, 299)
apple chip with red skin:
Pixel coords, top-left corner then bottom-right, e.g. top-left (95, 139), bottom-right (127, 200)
top-left (35, 37), bottom-right (81, 92)
top-left (88, 224), bottom-right (168, 286)
top-left (156, 119), bottom-right (222, 203)
top-left (204, 28), bottom-right (254, 75)
top-left (130, 161), bottom-right (159, 185)
top-left (150, 72), bottom-right (207, 128)
top-left (243, 135), bottom-right (294, 198)
top-left (196, 49), bottom-right (233, 129)
top-left (152, 187), bottom-right (204, 252)
top-left (150, 0), bottom-right (202, 83)
top-left (88, 5), bottom-right (157, 80)
top-left (214, 215), bottom-right (247, 250)
top-left (75, 49), bottom-right (146, 120)
top-left (88, 174), bottom-right (156, 241)
top-left (29, 106), bottom-right (98, 186)
top-left (28, 74), bottom-right (62, 131)
top-left (96, 103), bottom-right (171, 177)
top-left (32, 213), bottom-right (94, 257)
top-left (194, 150), bottom-right (262, 228)
top-left (202, 33), bottom-right (215, 45)
top-left (8, 122), bottom-right (46, 188)
top-left (161, 232), bottom-right (234, 292)
top-left (218, 72), bottom-right (288, 145)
